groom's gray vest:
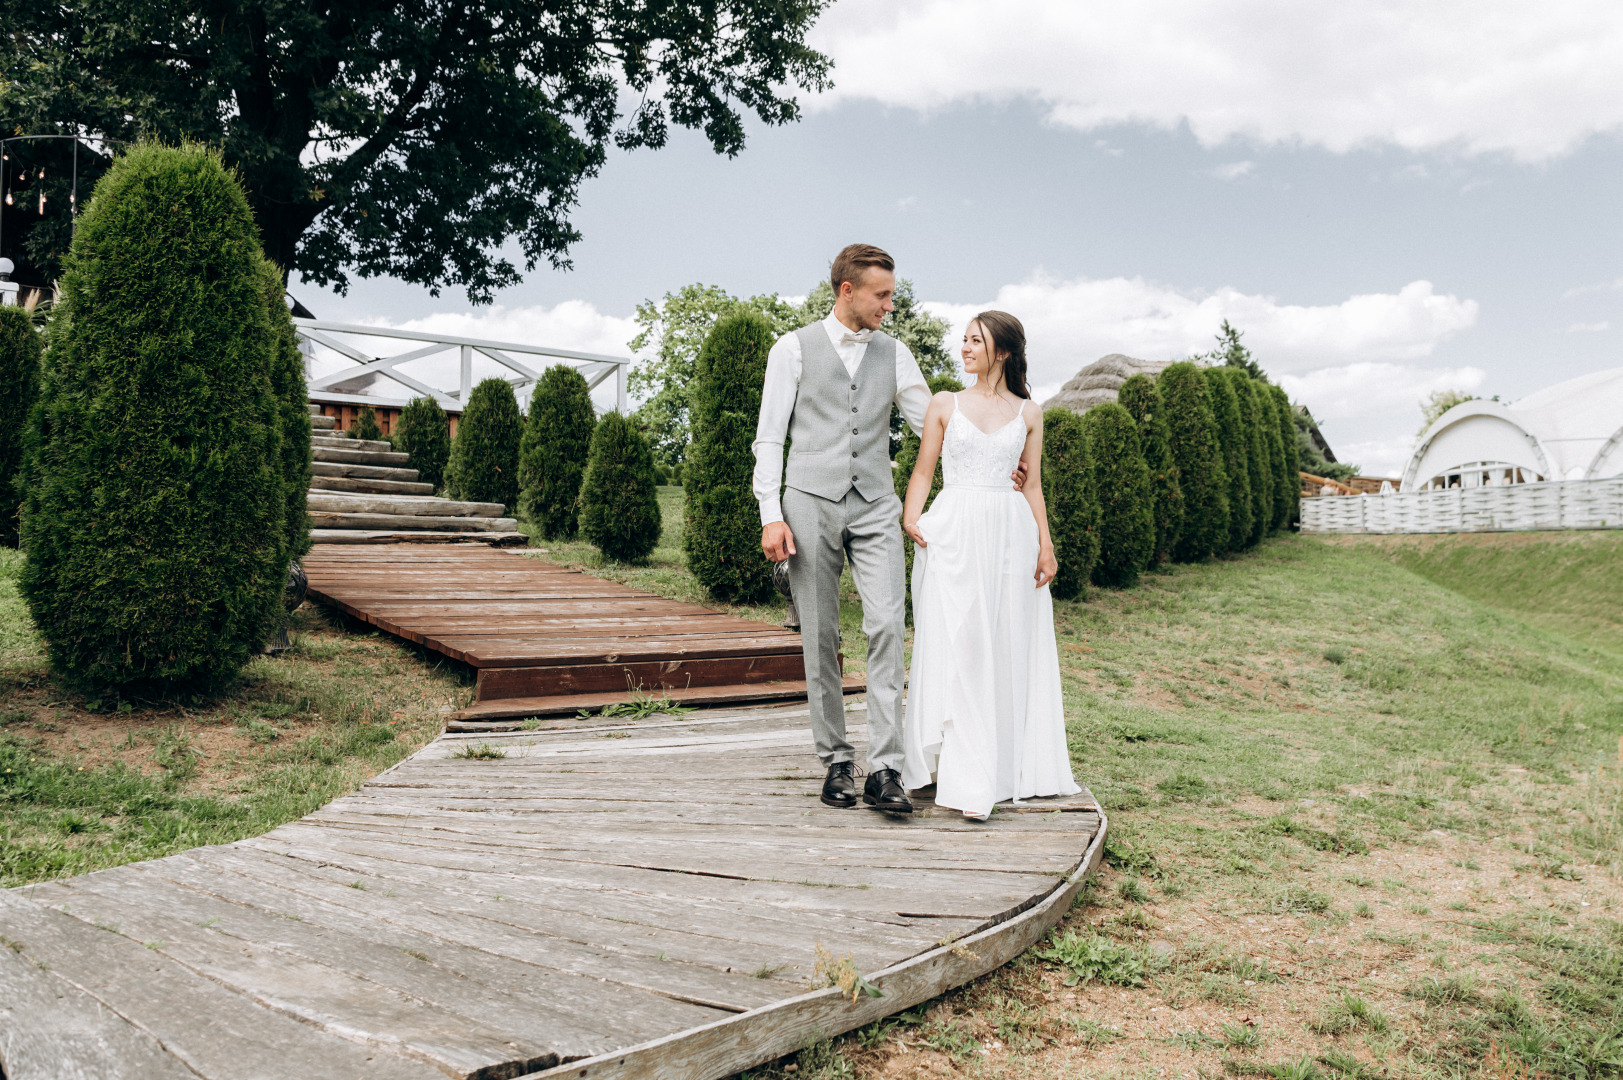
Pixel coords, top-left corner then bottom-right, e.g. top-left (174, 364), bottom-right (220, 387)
top-left (785, 325), bottom-right (896, 503)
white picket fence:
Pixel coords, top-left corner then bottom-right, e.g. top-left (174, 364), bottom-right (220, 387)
top-left (1300, 477), bottom-right (1623, 534)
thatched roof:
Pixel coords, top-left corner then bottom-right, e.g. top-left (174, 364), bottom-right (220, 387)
top-left (1041, 354), bottom-right (1173, 414)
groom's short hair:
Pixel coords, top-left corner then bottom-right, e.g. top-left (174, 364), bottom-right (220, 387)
top-left (831, 244), bottom-right (894, 294)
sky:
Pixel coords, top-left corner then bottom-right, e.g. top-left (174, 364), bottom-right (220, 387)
top-left (293, 0), bottom-right (1623, 477)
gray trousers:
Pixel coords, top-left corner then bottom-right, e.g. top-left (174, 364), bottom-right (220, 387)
top-left (782, 485), bottom-right (906, 774)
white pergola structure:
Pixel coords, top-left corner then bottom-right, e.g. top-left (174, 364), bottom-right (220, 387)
top-left (1401, 366), bottom-right (1623, 491)
top-left (294, 319), bottom-right (629, 416)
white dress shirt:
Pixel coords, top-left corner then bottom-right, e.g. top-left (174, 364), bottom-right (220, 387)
top-left (752, 313), bottom-right (933, 525)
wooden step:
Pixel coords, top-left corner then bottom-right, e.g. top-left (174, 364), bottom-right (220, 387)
top-left (449, 676), bottom-right (867, 725)
top-left (312, 445), bottom-right (411, 467)
top-left (309, 475), bottom-right (436, 496)
top-left (312, 434), bottom-right (393, 453)
top-left (309, 511), bottom-right (519, 532)
top-left (310, 529), bottom-right (527, 546)
top-left (307, 492), bottom-right (506, 518)
top-left (473, 652), bottom-right (806, 700)
top-left (311, 461), bottom-right (422, 482)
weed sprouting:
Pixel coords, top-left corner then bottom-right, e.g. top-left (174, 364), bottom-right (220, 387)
top-left (451, 743), bottom-right (506, 760)
top-left (1036, 930), bottom-right (1151, 987)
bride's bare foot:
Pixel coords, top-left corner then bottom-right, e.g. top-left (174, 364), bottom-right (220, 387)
top-left (962, 809), bottom-right (990, 822)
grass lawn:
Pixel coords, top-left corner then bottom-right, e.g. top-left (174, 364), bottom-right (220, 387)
top-left (0, 549), bottom-right (470, 885)
top-left (5, 482), bottom-right (1623, 1080)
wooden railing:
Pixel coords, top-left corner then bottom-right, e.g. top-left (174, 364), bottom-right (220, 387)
top-left (294, 319), bottom-right (629, 415)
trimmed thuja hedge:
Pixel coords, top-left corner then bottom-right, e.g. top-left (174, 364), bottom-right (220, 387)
top-left (256, 260), bottom-right (312, 561)
top-left (1235, 376), bottom-right (1274, 547)
top-left (1268, 382), bottom-right (1300, 527)
top-left (685, 311), bottom-right (775, 603)
top-left (348, 406), bottom-right (383, 442)
top-left (1083, 402), bottom-right (1154, 588)
top-left (394, 396), bottom-right (451, 490)
top-left (447, 378), bottom-right (523, 511)
top-left (1041, 407), bottom-right (1100, 600)
top-left (0, 307), bottom-right (41, 548)
top-left (519, 365), bottom-right (597, 540)
top-left (1159, 362), bottom-right (1228, 562)
top-left (579, 412), bottom-right (662, 563)
top-left (21, 143), bottom-right (303, 693)
top-left (1116, 374), bottom-right (1182, 567)
top-left (1204, 366), bottom-right (1253, 554)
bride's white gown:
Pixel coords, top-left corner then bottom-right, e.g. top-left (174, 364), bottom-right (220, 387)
top-left (902, 394), bottom-right (1081, 817)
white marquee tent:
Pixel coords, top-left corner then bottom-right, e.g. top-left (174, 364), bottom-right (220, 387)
top-left (1401, 366), bottom-right (1623, 491)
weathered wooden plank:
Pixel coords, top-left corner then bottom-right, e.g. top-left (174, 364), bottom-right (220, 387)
top-left (450, 679), bottom-right (865, 721)
top-left (474, 655), bottom-right (806, 698)
top-left (0, 939), bottom-right (194, 1080)
top-left (0, 889), bottom-right (445, 1080)
top-left (517, 812), bottom-right (1108, 1080)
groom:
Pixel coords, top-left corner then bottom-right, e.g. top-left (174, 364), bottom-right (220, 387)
top-left (753, 244), bottom-right (1024, 815)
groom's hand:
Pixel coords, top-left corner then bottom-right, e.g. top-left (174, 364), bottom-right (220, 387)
top-left (1010, 461), bottom-right (1029, 491)
top-left (762, 521), bottom-right (797, 562)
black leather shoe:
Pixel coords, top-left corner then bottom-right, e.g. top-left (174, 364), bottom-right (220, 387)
top-left (821, 762), bottom-right (858, 808)
top-left (863, 769), bottom-right (913, 814)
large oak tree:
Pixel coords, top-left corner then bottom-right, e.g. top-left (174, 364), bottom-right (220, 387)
top-left (0, 0), bottom-right (831, 299)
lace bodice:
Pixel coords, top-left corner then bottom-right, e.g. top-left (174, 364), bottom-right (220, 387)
top-left (942, 394), bottom-right (1028, 488)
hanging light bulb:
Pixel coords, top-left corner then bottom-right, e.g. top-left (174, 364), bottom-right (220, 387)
top-left (4, 192), bottom-right (10, 207)
top-left (38, 191), bottom-right (45, 215)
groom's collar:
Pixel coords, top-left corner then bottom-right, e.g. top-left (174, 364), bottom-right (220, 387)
top-left (823, 312), bottom-right (875, 347)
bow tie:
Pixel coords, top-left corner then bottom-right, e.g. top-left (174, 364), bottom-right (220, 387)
top-left (839, 329), bottom-right (874, 345)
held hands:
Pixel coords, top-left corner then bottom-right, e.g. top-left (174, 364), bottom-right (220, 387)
top-left (761, 521), bottom-right (797, 562)
top-left (1035, 544), bottom-right (1058, 589)
top-left (1010, 460), bottom-right (1029, 491)
top-left (903, 519), bottom-right (927, 548)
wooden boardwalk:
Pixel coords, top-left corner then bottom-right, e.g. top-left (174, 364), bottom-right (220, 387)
top-left (303, 544), bottom-right (864, 724)
top-left (0, 702), bottom-right (1105, 1080)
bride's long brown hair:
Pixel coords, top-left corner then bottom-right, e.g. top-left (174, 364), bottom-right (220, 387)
top-left (971, 311), bottom-right (1030, 399)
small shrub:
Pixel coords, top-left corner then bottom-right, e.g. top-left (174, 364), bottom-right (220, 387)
top-left (1204, 367), bottom-right (1254, 553)
top-left (1159, 362), bottom-right (1229, 561)
top-left (0, 307), bottom-right (42, 547)
top-left (518, 365), bottom-right (597, 539)
top-left (1083, 402), bottom-right (1154, 588)
top-left (1323, 647), bottom-right (1348, 664)
top-left (447, 378), bottom-right (523, 511)
top-left (579, 412), bottom-right (662, 563)
top-left (393, 397), bottom-right (451, 490)
top-left (1036, 930), bottom-right (1149, 986)
top-left (348, 406), bottom-right (383, 442)
top-left (1040, 406), bottom-right (1101, 600)
top-left (684, 311), bottom-right (775, 602)
top-left (21, 143), bottom-right (292, 693)
top-left (1117, 374), bottom-right (1183, 566)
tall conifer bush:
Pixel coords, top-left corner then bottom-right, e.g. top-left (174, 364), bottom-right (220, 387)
top-left (21, 143), bottom-right (291, 692)
top-left (255, 261), bottom-right (311, 560)
top-left (1117, 374), bottom-right (1182, 566)
top-left (348, 406), bottom-right (383, 442)
top-left (0, 308), bottom-right (41, 547)
top-left (579, 412), bottom-right (661, 563)
top-left (394, 396), bottom-right (450, 490)
top-left (1235, 378), bottom-right (1273, 545)
top-left (447, 378), bottom-right (522, 511)
top-left (1267, 383), bottom-right (1301, 528)
top-left (1042, 407), bottom-right (1101, 599)
top-left (518, 365), bottom-right (597, 539)
top-left (1204, 367), bottom-right (1253, 553)
top-left (1159, 362), bottom-right (1228, 562)
top-left (685, 311), bottom-right (774, 603)
top-left (1082, 403), bottom-right (1154, 588)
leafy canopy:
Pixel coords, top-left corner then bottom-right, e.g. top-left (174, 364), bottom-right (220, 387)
top-left (0, 1), bottom-right (832, 299)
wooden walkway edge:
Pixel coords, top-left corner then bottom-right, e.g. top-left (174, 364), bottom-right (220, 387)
top-left (302, 544), bottom-right (866, 723)
top-left (0, 702), bottom-right (1104, 1080)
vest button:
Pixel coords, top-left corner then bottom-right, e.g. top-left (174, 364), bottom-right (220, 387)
top-left (851, 406), bottom-right (858, 413)
top-left (851, 383), bottom-right (857, 390)
top-left (852, 475), bottom-right (859, 482)
top-left (852, 451), bottom-right (858, 458)
top-left (852, 427), bottom-right (858, 435)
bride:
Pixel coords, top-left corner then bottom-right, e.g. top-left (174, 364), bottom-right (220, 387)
top-left (900, 310), bottom-right (1081, 821)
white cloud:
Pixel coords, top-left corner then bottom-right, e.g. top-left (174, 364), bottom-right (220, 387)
top-left (1561, 278), bottom-right (1623, 299)
top-left (1207, 161), bottom-right (1256, 181)
top-left (379, 300), bottom-right (638, 359)
top-left (923, 274), bottom-right (1477, 391)
top-left (1278, 363), bottom-right (1488, 476)
top-left (1565, 320), bottom-right (1611, 334)
top-left (811, 0), bottom-right (1623, 161)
